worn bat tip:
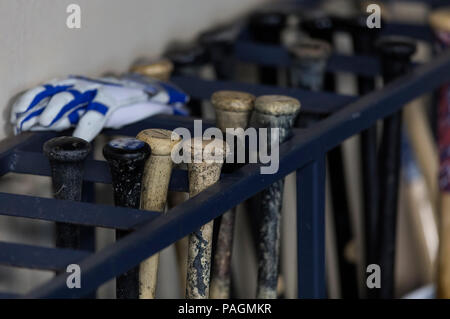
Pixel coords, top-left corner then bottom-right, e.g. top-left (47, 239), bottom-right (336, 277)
top-left (130, 58), bottom-right (174, 81)
top-left (43, 136), bottom-right (91, 163)
top-left (137, 129), bottom-right (181, 156)
top-left (103, 137), bottom-right (151, 161)
top-left (211, 90), bottom-right (255, 112)
top-left (254, 95), bottom-right (301, 116)
top-left (375, 36), bottom-right (417, 58)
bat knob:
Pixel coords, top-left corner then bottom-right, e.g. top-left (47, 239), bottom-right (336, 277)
top-left (212, 90), bottom-right (255, 132)
top-left (165, 44), bottom-right (208, 73)
top-left (136, 129), bottom-right (181, 156)
top-left (43, 136), bottom-right (91, 202)
top-left (300, 11), bottom-right (334, 42)
top-left (376, 36), bottom-right (416, 82)
top-left (43, 136), bottom-right (91, 164)
top-left (103, 137), bottom-right (151, 164)
top-left (254, 95), bottom-right (301, 116)
top-left (248, 11), bottom-right (287, 44)
top-left (130, 58), bottom-right (174, 82)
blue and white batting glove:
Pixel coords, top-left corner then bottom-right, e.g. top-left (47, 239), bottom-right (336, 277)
top-left (11, 75), bottom-right (189, 142)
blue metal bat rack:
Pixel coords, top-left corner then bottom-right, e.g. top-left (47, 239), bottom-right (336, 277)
top-left (0, 0), bottom-right (450, 299)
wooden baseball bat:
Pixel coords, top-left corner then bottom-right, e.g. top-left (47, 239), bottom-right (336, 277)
top-left (186, 137), bottom-right (227, 299)
top-left (209, 90), bottom-right (255, 299)
top-left (288, 36), bottom-right (359, 298)
top-left (103, 138), bottom-right (151, 299)
top-left (376, 36), bottom-right (416, 299)
top-left (430, 7), bottom-right (450, 299)
top-left (250, 95), bottom-right (300, 299)
top-left (136, 129), bottom-right (181, 299)
top-left (132, 58), bottom-right (190, 296)
top-left (43, 136), bottom-right (91, 250)
top-left (248, 11), bottom-right (287, 85)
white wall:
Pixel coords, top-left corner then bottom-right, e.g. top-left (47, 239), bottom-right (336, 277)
top-left (0, 0), bottom-right (264, 138)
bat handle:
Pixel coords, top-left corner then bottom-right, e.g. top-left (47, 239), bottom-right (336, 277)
top-left (186, 138), bottom-right (227, 299)
top-left (43, 136), bottom-right (91, 250)
top-left (376, 36), bottom-right (416, 299)
top-left (103, 137), bottom-right (151, 299)
top-left (210, 91), bottom-right (255, 299)
top-left (136, 129), bottom-right (181, 299)
top-left (250, 95), bottom-right (300, 299)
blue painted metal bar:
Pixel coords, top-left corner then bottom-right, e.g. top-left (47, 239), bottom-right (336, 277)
top-left (0, 242), bottom-right (91, 271)
top-left (0, 292), bottom-right (20, 299)
top-left (0, 192), bottom-right (158, 230)
top-left (23, 47), bottom-right (450, 298)
top-left (171, 76), bottom-right (356, 115)
top-left (297, 157), bottom-right (326, 299)
top-left (8, 150), bottom-right (189, 192)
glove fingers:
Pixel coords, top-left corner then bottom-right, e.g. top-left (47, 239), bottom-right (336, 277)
top-left (15, 104), bottom-right (46, 133)
top-left (39, 89), bottom-right (96, 127)
top-left (11, 81), bottom-right (76, 123)
top-left (73, 109), bottom-right (108, 142)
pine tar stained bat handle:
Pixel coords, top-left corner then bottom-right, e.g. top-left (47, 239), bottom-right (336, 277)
top-left (43, 136), bottom-right (91, 250)
top-left (430, 8), bottom-right (450, 299)
top-left (103, 137), bottom-right (151, 299)
top-left (210, 90), bottom-right (255, 299)
top-left (186, 137), bottom-right (227, 299)
top-left (137, 129), bottom-right (181, 299)
top-left (250, 95), bottom-right (301, 299)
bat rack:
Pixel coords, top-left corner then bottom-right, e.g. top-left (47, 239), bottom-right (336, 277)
top-left (1, 0), bottom-right (450, 299)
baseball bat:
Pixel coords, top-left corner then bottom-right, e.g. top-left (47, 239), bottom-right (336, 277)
top-left (288, 36), bottom-right (359, 298)
top-left (130, 58), bottom-right (174, 82)
top-left (430, 7), bottom-right (450, 299)
top-left (165, 45), bottom-right (208, 117)
top-left (186, 137), bottom-right (227, 299)
top-left (199, 24), bottom-right (240, 81)
top-left (43, 136), bottom-right (91, 250)
top-left (209, 90), bottom-right (255, 299)
top-left (132, 58), bottom-right (190, 296)
top-left (376, 36), bottom-right (416, 299)
top-left (346, 12), bottom-right (381, 299)
top-left (103, 138), bottom-right (151, 299)
top-left (300, 11), bottom-right (336, 92)
top-left (248, 11), bottom-right (287, 85)
top-left (136, 129), bottom-right (181, 299)
top-left (250, 95), bottom-right (300, 299)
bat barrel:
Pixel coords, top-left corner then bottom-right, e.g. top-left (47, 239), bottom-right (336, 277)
top-left (376, 36), bottom-right (416, 299)
top-left (186, 137), bottom-right (227, 299)
top-left (43, 136), bottom-right (91, 249)
top-left (250, 95), bottom-right (300, 299)
top-left (209, 90), bottom-right (255, 299)
top-left (103, 137), bottom-right (151, 299)
top-left (137, 129), bottom-right (181, 298)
